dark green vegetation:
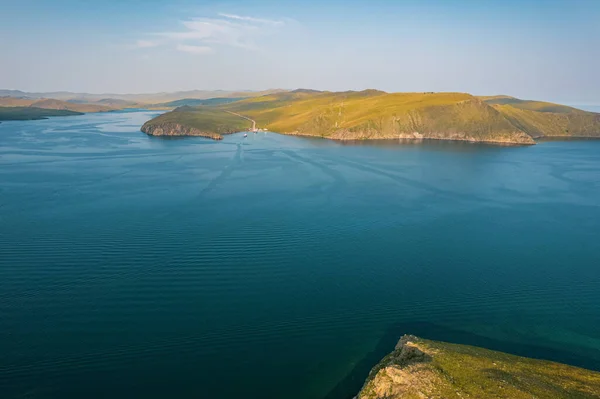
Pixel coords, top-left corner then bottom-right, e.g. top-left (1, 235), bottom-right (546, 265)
top-left (358, 335), bottom-right (600, 399)
top-left (141, 90), bottom-right (600, 144)
top-left (0, 106), bottom-right (83, 121)
top-left (140, 106), bottom-right (250, 139)
top-left (153, 97), bottom-right (243, 108)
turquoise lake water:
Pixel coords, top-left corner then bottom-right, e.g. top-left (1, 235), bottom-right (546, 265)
top-left (1, 110), bottom-right (600, 398)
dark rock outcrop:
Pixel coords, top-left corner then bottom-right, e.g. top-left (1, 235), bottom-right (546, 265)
top-left (141, 121), bottom-right (223, 140)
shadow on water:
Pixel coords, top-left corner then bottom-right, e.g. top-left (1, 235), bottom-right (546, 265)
top-left (536, 136), bottom-right (600, 143)
top-left (322, 321), bottom-right (600, 399)
top-left (336, 138), bottom-right (515, 149)
top-left (146, 135), bottom-right (211, 141)
top-left (295, 136), bottom-right (527, 153)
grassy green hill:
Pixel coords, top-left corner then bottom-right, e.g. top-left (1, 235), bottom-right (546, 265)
top-left (0, 107), bottom-right (83, 121)
top-left (140, 90), bottom-right (600, 144)
top-left (357, 335), bottom-right (600, 399)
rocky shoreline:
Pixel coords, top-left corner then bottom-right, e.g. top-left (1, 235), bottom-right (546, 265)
top-left (140, 121), bottom-right (536, 145)
top-left (140, 121), bottom-right (226, 140)
top-left (283, 129), bottom-right (536, 145)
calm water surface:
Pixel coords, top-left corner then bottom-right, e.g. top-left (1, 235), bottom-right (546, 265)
top-left (1, 111), bottom-right (600, 398)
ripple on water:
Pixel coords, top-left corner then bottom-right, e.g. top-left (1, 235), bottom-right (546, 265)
top-left (1, 112), bottom-right (600, 399)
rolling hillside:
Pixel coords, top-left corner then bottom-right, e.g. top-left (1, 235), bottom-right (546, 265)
top-left (481, 96), bottom-right (600, 138)
top-left (223, 90), bottom-right (533, 143)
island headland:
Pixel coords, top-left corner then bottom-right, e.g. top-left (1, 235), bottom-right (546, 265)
top-left (139, 90), bottom-right (600, 145)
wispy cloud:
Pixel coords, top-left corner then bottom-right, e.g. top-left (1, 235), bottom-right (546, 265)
top-left (176, 44), bottom-right (214, 54)
top-left (141, 12), bottom-right (286, 54)
top-left (218, 13), bottom-right (284, 26)
top-left (135, 40), bottom-right (161, 48)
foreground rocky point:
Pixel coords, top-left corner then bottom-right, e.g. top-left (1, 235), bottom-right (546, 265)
top-left (356, 335), bottom-right (600, 399)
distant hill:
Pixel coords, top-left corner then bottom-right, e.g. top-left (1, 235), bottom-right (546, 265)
top-left (290, 88), bottom-right (324, 94)
top-left (0, 97), bottom-right (35, 107)
top-left (0, 107), bottom-right (83, 121)
top-left (28, 99), bottom-right (114, 113)
top-left (93, 98), bottom-right (141, 108)
top-left (141, 90), bottom-right (600, 144)
top-left (67, 98), bottom-right (141, 108)
top-left (0, 97), bottom-right (116, 113)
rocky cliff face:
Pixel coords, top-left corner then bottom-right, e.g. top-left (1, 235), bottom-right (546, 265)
top-left (141, 121), bottom-right (224, 140)
top-left (284, 128), bottom-right (535, 145)
top-left (356, 335), bottom-right (600, 399)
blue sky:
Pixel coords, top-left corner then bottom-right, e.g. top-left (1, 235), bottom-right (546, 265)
top-left (1, 0), bottom-right (599, 103)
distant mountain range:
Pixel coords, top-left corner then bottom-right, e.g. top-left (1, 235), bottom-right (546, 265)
top-left (0, 97), bottom-right (118, 112)
top-left (0, 89), bottom-right (285, 104)
top-left (0, 89), bottom-right (285, 121)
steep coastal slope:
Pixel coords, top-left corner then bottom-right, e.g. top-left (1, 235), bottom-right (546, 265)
top-left (357, 335), bottom-right (600, 399)
top-left (140, 90), bottom-right (600, 144)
